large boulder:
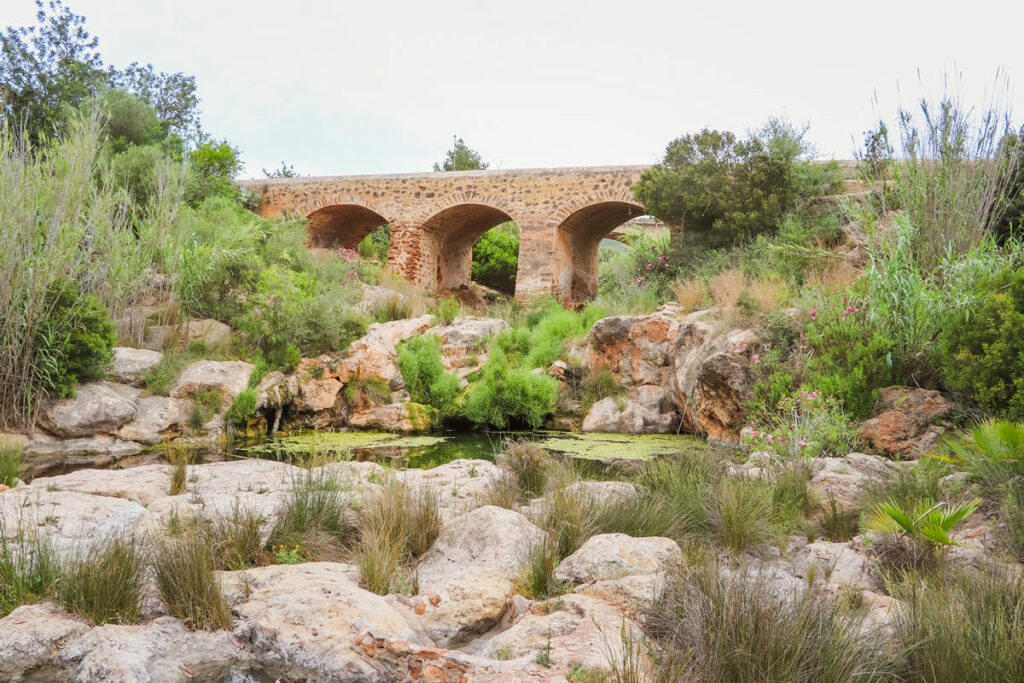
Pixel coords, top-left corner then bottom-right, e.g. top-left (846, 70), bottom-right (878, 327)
top-left (108, 347), bottom-right (163, 384)
top-left (809, 452), bottom-right (897, 513)
top-left (468, 595), bottom-right (647, 674)
top-left (576, 304), bottom-right (681, 387)
top-left (170, 360), bottom-right (254, 410)
top-left (222, 563), bottom-right (425, 681)
top-left (38, 382), bottom-right (139, 438)
top-left (397, 458), bottom-right (502, 523)
top-left (582, 385), bottom-right (678, 434)
top-left (336, 315), bottom-right (435, 388)
top-left (0, 488), bottom-right (146, 557)
top-left (58, 616), bottom-right (252, 682)
top-left (415, 505), bottom-right (546, 646)
top-left (348, 402), bottom-right (439, 432)
top-left (554, 533), bottom-right (682, 585)
top-left (117, 396), bottom-right (191, 445)
top-left (427, 317), bottom-right (510, 378)
top-left (859, 386), bottom-right (954, 457)
top-left (0, 603), bottom-right (90, 681)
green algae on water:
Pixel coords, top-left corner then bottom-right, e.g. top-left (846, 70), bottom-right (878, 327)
top-left (534, 432), bottom-right (707, 461)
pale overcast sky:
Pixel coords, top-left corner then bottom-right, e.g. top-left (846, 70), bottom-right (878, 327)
top-left (10, 0), bottom-right (1023, 177)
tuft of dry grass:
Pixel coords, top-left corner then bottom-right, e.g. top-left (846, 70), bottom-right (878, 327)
top-left (710, 270), bottom-right (746, 309)
top-left (57, 534), bottom-right (146, 625)
top-left (746, 275), bottom-right (788, 313)
top-left (671, 278), bottom-right (708, 312)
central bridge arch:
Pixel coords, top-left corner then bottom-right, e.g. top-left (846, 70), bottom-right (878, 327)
top-left (421, 203), bottom-right (515, 291)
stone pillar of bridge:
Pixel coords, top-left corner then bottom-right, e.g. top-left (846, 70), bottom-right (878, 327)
top-left (385, 220), bottom-right (431, 286)
top-left (513, 214), bottom-right (558, 302)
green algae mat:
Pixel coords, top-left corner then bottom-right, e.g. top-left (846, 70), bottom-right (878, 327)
top-left (533, 432), bottom-right (705, 461)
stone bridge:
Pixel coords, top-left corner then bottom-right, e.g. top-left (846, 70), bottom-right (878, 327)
top-left (240, 166), bottom-right (651, 302)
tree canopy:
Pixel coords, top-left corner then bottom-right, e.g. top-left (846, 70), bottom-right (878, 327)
top-left (434, 137), bottom-right (488, 171)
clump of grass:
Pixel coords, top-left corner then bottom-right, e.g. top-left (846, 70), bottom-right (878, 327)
top-left (671, 278), bottom-right (707, 312)
top-left (267, 469), bottom-right (358, 561)
top-left (152, 533), bottom-right (232, 630)
top-left (896, 566), bottom-right (1024, 682)
top-left (225, 387), bottom-right (259, 429)
top-left (356, 478), bottom-right (441, 594)
top-left (375, 290), bottom-right (413, 322)
top-left (0, 445), bottom-right (22, 487)
top-left (56, 535), bottom-right (146, 625)
top-left (579, 368), bottom-right (624, 414)
top-left (647, 563), bottom-right (892, 682)
top-left (0, 523), bottom-right (59, 617)
top-left (141, 350), bottom-right (188, 395)
top-left (516, 538), bottom-right (565, 599)
top-left (433, 296), bottom-right (462, 324)
top-left (816, 496), bottom-right (859, 542)
top-left (166, 448), bottom-right (192, 496)
top-left (496, 439), bottom-right (555, 500)
top-left (206, 504), bottom-right (270, 570)
top-left (708, 477), bottom-right (779, 553)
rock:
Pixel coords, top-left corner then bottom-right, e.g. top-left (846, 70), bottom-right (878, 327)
top-left (20, 434), bottom-right (143, 478)
top-left (30, 464), bottom-right (172, 507)
top-left (170, 360), bottom-right (254, 410)
top-left (222, 563), bottom-right (425, 681)
top-left (859, 386), bottom-right (954, 457)
top-left (427, 317), bottom-right (510, 378)
top-left (139, 459), bottom-right (303, 535)
top-left (255, 370), bottom-right (297, 411)
top-left (547, 359), bottom-right (570, 380)
top-left (791, 541), bottom-right (879, 592)
top-left (809, 453), bottom-right (897, 513)
top-left (521, 481), bottom-right (638, 523)
top-left (184, 318), bottom-right (233, 350)
top-left (574, 573), bottom-right (667, 614)
top-left (554, 533), bottom-right (682, 585)
top-left (470, 595), bottom-right (647, 674)
top-left (117, 396), bottom-right (191, 445)
top-left (291, 357), bottom-right (344, 413)
top-left (416, 506), bottom-right (546, 646)
top-left (349, 402), bottom-right (439, 432)
top-left (398, 459), bottom-right (502, 523)
top-left (38, 382), bottom-right (139, 438)
top-left (0, 488), bottom-right (146, 557)
top-left (0, 603), bottom-right (90, 681)
top-left (58, 616), bottom-right (252, 682)
top-left (582, 385), bottom-right (678, 434)
top-left (578, 304), bottom-right (682, 387)
top-left (336, 315), bottom-right (435, 388)
top-left (109, 347), bottom-right (164, 384)
top-left (687, 352), bottom-right (750, 443)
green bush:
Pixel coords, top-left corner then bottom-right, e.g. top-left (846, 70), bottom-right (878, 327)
top-left (471, 222), bottom-right (519, 294)
top-left (464, 350), bottom-right (559, 429)
top-left (802, 293), bottom-right (898, 419)
top-left (939, 267), bottom-right (1024, 420)
top-left (397, 335), bottom-right (460, 416)
top-left (32, 280), bottom-right (116, 399)
top-left (0, 446), bottom-right (22, 487)
top-left (225, 388), bottom-right (258, 428)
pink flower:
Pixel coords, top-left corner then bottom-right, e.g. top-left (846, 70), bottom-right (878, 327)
top-left (798, 440), bottom-right (808, 447)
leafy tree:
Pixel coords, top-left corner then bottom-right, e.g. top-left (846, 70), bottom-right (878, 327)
top-left (471, 222), bottom-right (519, 293)
top-left (112, 62), bottom-right (199, 139)
top-left (992, 128), bottom-right (1024, 243)
top-left (184, 138), bottom-right (243, 205)
top-left (634, 128), bottom-right (793, 250)
top-left (434, 136), bottom-right (488, 171)
top-left (83, 89), bottom-right (164, 153)
top-left (0, 1), bottom-right (110, 142)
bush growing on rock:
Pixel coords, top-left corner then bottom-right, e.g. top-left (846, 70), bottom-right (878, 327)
top-left (397, 335), bottom-right (461, 416)
top-left (464, 350), bottom-right (559, 429)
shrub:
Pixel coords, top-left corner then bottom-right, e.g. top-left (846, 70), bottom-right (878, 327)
top-left (464, 350), bottom-right (559, 429)
top-left (802, 293), bottom-right (899, 419)
top-left (57, 535), bottom-right (146, 625)
top-left (745, 389), bottom-right (857, 459)
top-left (225, 388), bottom-right (259, 428)
top-left (358, 224), bottom-right (391, 262)
top-left (946, 419), bottom-right (1024, 494)
top-left (647, 563), bottom-right (891, 682)
top-left (938, 267), bottom-right (1024, 420)
top-left (433, 296), bottom-right (462, 325)
top-left (152, 533), bottom-right (232, 630)
top-left (471, 222), bottom-right (519, 294)
top-left (31, 280), bottom-right (116, 399)
top-left (142, 351), bottom-right (188, 394)
top-left (496, 440), bottom-right (555, 500)
top-left (896, 567), bottom-right (1024, 682)
top-left (396, 335), bottom-right (460, 416)
top-left (580, 367), bottom-right (624, 413)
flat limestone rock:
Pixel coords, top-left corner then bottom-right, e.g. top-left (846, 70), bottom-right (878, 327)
top-left (170, 360), bottom-right (254, 410)
top-left (109, 347), bottom-right (164, 384)
top-left (38, 382), bottom-right (139, 438)
top-left (554, 533), bottom-right (682, 585)
top-left (0, 603), bottom-right (90, 682)
top-left (30, 464), bottom-right (172, 507)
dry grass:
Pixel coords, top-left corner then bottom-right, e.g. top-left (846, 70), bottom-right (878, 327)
top-left (746, 275), bottom-right (788, 313)
top-left (710, 270), bottom-right (746, 309)
top-left (806, 259), bottom-right (860, 292)
top-left (57, 535), bottom-right (146, 625)
top-left (671, 278), bottom-right (707, 312)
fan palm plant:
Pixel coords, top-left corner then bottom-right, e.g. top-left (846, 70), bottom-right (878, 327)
top-left (946, 419), bottom-right (1024, 493)
top-left (862, 498), bottom-right (981, 570)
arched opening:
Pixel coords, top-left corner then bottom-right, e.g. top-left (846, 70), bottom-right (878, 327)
top-left (554, 201), bottom-right (646, 303)
top-left (306, 204), bottom-right (389, 252)
top-left (421, 203), bottom-right (516, 293)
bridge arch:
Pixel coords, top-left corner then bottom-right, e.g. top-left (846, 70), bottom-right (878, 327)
top-left (306, 204), bottom-right (390, 251)
top-left (418, 203), bottom-right (516, 292)
top-left (554, 200), bottom-right (646, 302)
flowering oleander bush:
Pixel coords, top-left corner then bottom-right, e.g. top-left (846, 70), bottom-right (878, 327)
top-left (746, 389), bottom-right (857, 459)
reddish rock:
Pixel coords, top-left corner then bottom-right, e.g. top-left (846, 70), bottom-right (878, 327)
top-left (859, 387), bottom-right (953, 457)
